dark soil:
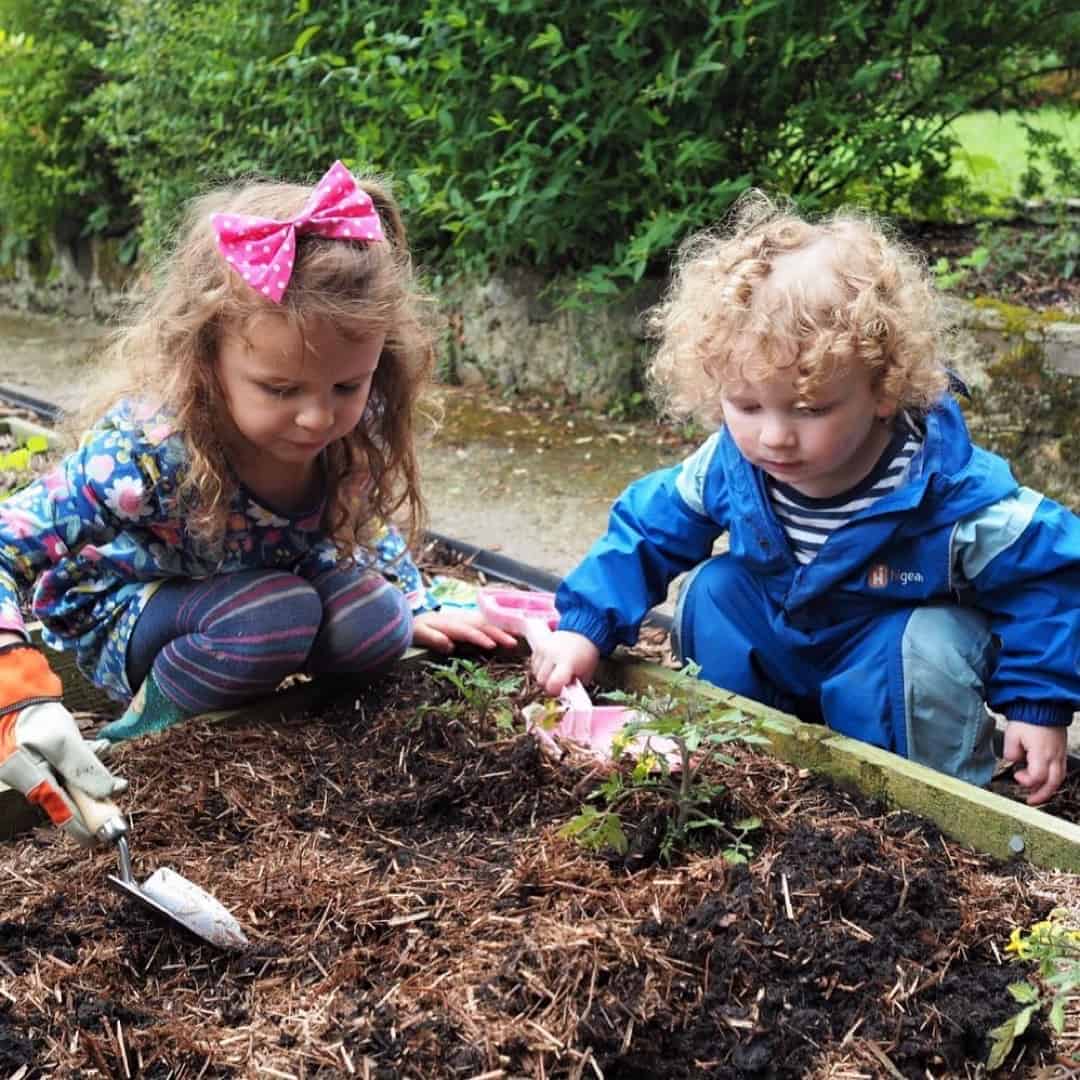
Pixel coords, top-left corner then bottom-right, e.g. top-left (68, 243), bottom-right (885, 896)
top-left (990, 766), bottom-right (1080, 825)
top-left (1, 652), bottom-right (1072, 1078)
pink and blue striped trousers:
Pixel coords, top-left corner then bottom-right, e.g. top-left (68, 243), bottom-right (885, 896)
top-left (125, 565), bottom-right (412, 714)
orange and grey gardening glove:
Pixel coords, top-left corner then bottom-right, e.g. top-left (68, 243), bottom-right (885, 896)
top-left (0, 643), bottom-right (127, 846)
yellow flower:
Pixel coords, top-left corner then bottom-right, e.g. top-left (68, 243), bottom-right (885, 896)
top-left (1006, 927), bottom-right (1032, 959)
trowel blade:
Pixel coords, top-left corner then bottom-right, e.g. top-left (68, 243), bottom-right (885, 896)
top-left (108, 866), bottom-right (249, 950)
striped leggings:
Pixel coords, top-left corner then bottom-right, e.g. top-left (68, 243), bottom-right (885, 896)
top-left (125, 565), bottom-right (413, 714)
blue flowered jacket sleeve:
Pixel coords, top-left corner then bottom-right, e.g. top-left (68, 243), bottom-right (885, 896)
top-left (371, 525), bottom-right (435, 613)
top-left (293, 523), bottom-right (436, 614)
top-left (0, 406), bottom-right (185, 642)
top-left (0, 401), bottom-right (438, 653)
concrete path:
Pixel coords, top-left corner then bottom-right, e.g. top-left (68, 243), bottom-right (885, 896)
top-left (417, 387), bottom-right (683, 579)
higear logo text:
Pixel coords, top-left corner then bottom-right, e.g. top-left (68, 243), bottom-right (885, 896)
top-left (867, 563), bottom-right (925, 588)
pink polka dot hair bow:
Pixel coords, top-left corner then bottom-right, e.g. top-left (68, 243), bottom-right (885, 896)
top-left (211, 160), bottom-right (385, 303)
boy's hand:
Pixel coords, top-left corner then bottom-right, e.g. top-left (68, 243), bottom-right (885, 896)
top-left (412, 609), bottom-right (517, 655)
top-left (530, 630), bottom-right (600, 696)
top-left (1002, 721), bottom-right (1068, 806)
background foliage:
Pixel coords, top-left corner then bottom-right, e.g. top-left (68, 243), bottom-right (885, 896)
top-left (0, 0), bottom-right (1076, 292)
top-left (0, 0), bottom-right (119, 261)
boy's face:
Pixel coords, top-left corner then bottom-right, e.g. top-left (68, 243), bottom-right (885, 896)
top-left (720, 364), bottom-right (896, 499)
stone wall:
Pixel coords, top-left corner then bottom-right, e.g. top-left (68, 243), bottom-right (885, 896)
top-left (2, 230), bottom-right (1077, 407)
top-left (441, 269), bottom-right (661, 411)
top-left (0, 231), bottom-right (131, 320)
top-left (443, 279), bottom-right (1080, 408)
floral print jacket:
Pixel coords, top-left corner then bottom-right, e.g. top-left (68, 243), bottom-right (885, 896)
top-left (0, 401), bottom-right (428, 702)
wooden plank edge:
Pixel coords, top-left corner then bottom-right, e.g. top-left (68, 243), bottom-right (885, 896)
top-left (0, 416), bottom-right (57, 446)
top-left (603, 656), bottom-right (1080, 874)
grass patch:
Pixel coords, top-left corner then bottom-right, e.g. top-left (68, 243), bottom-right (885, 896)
top-left (947, 107), bottom-right (1079, 207)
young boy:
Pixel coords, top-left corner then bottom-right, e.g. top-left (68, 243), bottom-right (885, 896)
top-left (531, 194), bottom-right (1080, 805)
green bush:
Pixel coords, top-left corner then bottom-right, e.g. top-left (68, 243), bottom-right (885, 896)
top-left (1, 0), bottom-right (1077, 293)
top-left (87, 0), bottom-right (352, 261)
top-left (267, 0), bottom-right (1080, 293)
top-left (0, 0), bottom-right (121, 257)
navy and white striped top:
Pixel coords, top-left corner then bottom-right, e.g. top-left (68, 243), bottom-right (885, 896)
top-left (767, 417), bottom-right (924, 565)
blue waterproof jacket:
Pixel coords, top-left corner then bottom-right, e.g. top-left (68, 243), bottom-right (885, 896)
top-left (556, 396), bottom-right (1080, 727)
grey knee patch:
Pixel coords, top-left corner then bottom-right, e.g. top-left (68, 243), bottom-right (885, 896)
top-left (670, 563), bottom-right (708, 666)
top-left (902, 607), bottom-right (997, 786)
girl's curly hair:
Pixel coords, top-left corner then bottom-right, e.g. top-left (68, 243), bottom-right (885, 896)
top-left (77, 168), bottom-right (438, 558)
top-left (647, 190), bottom-right (950, 427)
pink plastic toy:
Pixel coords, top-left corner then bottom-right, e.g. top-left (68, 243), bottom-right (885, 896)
top-left (478, 585), bottom-right (677, 764)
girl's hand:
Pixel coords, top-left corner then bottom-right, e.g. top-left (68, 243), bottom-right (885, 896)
top-left (530, 630), bottom-right (600, 697)
top-left (1002, 721), bottom-right (1068, 805)
top-left (0, 645), bottom-right (128, 845)
top-left (412, 609), bottom-right (518, 655)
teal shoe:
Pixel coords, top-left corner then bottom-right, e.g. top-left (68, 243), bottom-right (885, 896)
top-left (99, 671), bottom-right (189, 743)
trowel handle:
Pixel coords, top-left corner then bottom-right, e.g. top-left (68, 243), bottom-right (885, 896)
top-left (560, 678), bottom-right (595, 714)
top-left (65, 784), bottom-right (128, 843)
top-left (476, 587), bottom-right (595, 715)
top-left (522, 615), bottom-right (555, 654)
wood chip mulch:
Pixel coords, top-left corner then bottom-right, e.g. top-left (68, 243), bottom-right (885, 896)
top-left (3, 653), bottom-right (1078, 1079)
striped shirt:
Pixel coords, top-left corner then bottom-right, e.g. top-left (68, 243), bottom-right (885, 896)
top-left (767, 417), bottom-right (924, 565)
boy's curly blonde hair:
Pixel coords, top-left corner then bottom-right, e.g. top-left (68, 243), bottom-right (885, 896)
top-left (79, 168), bottom-right (438, 558)
top-left (647, 190), bottom-right (950, 427)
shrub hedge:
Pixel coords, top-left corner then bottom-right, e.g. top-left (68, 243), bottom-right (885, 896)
top-left (0, 0), bottom-right (1077, 291)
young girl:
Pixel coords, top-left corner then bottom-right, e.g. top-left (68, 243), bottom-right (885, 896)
top-left (532, 192), bottom-right (1080, 806)
top-left (0, 160), bottom-right (513, 844)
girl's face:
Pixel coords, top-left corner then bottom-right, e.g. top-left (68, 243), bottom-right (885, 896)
top-left (720, 363), bottom-right (896, 499)
top-left (216, 313), bottom-right (384, 499)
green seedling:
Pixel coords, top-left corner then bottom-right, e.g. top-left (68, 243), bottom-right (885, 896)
top-left (559, 662), bottom-right (769, 864)
top-left (988, 911), bottom-right (1080, 1070)
top-left (422, 657), bottom-right (523, 737)
top-left (932, 246), bottom-right (990, 291)
top-left (0, 433), bottom-right (52, 499)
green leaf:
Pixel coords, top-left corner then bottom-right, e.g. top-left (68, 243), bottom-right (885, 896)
top-left (602, 815), bottom-right (629, 854)
top-left (734, 816), bottom-right (762, 831)
top-left (557, 820), bottom-right (586, 842)
top-left (1011, 1003), bottom-right (1035, 1038)
top-left (1051, 996), bottom-right (1066, 1033)
top-left (528, 23), bottom-right (563, 52)
top-left (293, 25), bottom-right (321, 54)
top-left (686, 817), bottom-right (724, 831)
top-left (1007, 981), bottom-right (1039, 1004)
top-left (986, 1016), bottom-right (1018, 1070)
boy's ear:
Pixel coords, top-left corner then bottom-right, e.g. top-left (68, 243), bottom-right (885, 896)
top-left (874, 394), bottom-right (898, 421)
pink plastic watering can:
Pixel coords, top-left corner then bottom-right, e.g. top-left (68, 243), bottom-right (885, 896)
top-left (477, 585), bottom-right (677, 765)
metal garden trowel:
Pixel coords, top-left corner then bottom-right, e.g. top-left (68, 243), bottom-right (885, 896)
top-left (66, 785), bottom-right (249, 951)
